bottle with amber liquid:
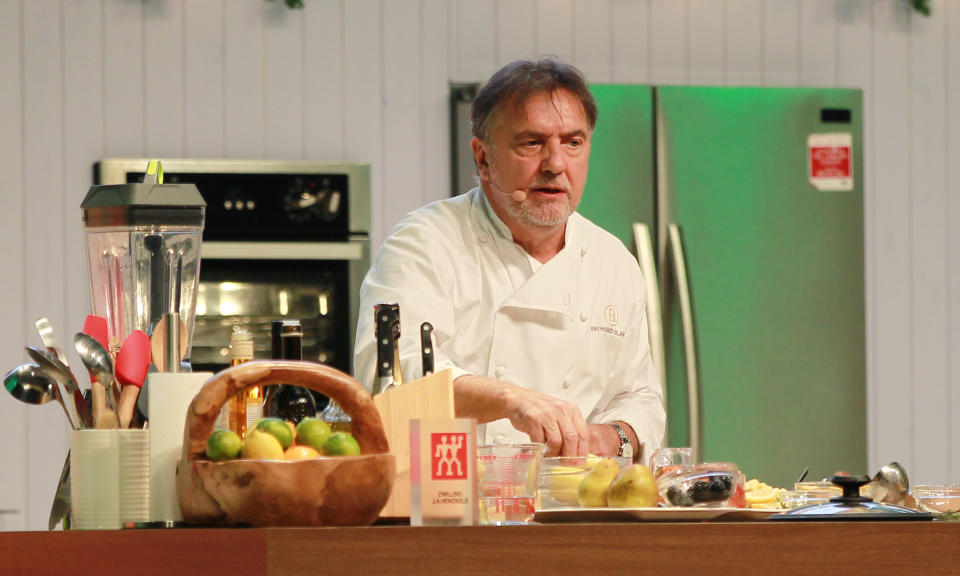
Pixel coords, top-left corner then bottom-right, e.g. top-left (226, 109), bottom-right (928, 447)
top-left (262, 319), bottom-right (317, 424)
top-left (227, 326), bottom-right (259, 438)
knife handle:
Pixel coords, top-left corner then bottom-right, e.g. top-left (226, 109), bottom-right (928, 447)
top-left (420, 322), bottom-right (435, 376)
top-left (373, 304), bottom-right (400, 393)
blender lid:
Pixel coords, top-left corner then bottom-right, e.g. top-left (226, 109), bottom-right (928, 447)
top-left (770, 475), bottom-right (934, 522)
top-left (81, 182), bottom-right (206, 227)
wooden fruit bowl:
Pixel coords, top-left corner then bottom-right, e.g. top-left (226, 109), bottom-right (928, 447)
top-left (176, 360), bottom-right (394, 527)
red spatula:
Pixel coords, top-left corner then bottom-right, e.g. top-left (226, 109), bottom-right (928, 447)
top-left (116, 329), bottom-right (150, 428)
top-left (82, 315), bottom-right (109, 351)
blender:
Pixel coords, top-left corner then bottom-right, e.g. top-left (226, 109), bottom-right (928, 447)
top-left (81, 160), bottom-right (206, 371)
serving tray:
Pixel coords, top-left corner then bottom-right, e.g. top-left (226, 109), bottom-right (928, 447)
top-left (533, 506), bottom-right (781, 523)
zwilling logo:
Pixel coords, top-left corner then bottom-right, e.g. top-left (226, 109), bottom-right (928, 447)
top-left (431, 433), bottom-right (467, 480)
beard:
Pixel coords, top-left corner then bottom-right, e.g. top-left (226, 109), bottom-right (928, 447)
top-left (507, 192), bottom-right (576, 229)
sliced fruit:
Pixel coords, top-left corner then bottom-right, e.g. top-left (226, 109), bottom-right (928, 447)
top-left (745, 488), bottom-right (783, 507)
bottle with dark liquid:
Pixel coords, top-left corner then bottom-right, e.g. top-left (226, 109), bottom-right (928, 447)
top-left (262, 319), bottom-right (317, 424)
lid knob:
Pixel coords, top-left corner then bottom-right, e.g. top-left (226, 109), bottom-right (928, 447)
top-left (829, 475), bottom-right (873, 505)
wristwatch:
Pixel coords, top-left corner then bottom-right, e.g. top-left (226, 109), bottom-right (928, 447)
top-left (610, 423), bottom-right (633, 459)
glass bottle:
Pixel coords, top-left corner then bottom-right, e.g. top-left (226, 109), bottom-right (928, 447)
top-left (227, 326), bottom-right (259, 438)
top-left (262, 319), bottom-right (317, 424)
top-left (320, 398), bottom-right (352, 433)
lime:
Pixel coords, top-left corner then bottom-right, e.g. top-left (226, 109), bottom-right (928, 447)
top-left (296, 418), bottom-right (332, 453)
top-left (254, 417), bottom-right (294, 449)
top-left (206, 430), bottom-right (242, 461)
top-left (242, 430), bottom-right (285, 460)
top-left (322, 431), bottom-right (361, 456)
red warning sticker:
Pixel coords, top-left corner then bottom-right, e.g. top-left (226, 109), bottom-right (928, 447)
top-left (808, 133), bottom-right (853, 191)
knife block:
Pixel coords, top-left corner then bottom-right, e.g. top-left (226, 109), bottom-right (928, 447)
top-left (373, 369), bottom-right (455, 519)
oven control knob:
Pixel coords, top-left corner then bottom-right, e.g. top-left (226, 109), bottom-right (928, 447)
top-left (284, 179), bottom-right (343, 223)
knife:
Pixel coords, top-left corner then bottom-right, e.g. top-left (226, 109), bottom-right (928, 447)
top-left (420, 322), bottom-right (435, 377)
top-left (373, 303), bottom-right (400, 395)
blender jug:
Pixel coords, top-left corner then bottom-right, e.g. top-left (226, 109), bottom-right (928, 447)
top-left (81, 161), bottom-right (206, 370)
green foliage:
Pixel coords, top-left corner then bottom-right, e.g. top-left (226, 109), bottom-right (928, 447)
top-left (269, 0), bottom-right (304, 9)
top-left (909, 0), bottom-right (931, 16)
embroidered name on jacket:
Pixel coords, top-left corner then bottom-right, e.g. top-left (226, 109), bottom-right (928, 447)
top-left (590, 325), bottom-right (626, 337)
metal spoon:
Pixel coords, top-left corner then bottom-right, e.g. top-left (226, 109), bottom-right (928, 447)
top-left (3, 364), bottom-right (77, 429)
top-left (36, 316), bottom-right (84, 426)
top-left (873, 461), bottom-right (911, 506)
top-left (73, 334), bottom-right (120, 428)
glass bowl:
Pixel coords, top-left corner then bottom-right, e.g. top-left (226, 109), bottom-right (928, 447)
top-left (657, 462), bottom-right (742, 508)
top-left (777, 489), bottom-right (833, 510)
top-left (537, 455), bottom-right (630, 509)
top-left (912, 485), bottom-right (960, 519)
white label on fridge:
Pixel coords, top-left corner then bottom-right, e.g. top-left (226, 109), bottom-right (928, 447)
top-left (807, 133), bottom-right (853, 191)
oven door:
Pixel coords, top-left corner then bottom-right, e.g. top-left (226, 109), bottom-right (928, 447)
top-left (192, 240), bottom-right (366, 377)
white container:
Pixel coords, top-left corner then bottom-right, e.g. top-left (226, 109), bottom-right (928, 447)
top-left (70, 429), bottom-right (150, 530)
top-left (147, 372), bottom-right (210, 523)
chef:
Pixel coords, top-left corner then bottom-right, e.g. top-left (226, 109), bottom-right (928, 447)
top-left (354, 58), bottom-right (664, 460)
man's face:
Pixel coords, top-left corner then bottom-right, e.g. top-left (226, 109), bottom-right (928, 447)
top-left (472, 88), bottom-right (591, 234)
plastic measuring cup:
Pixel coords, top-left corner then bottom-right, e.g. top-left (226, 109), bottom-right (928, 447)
top-left (477, 443), bottom-right (546, 525)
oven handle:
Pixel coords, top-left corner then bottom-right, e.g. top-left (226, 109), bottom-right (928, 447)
top-left (202, 240), bottom-right (364, 261)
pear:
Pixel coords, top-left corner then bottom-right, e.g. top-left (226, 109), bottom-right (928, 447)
top-left (577, 458), bottom-right (621, 507)
top-left (606, 464), bottom-right (658, 508)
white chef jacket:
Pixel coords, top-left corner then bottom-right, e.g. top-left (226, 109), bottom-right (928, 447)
top-left (354, 188), bottom-right (665, 455)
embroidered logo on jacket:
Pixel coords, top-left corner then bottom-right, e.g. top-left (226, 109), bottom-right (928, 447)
top-left (590, 305), bottom-right (625, 337)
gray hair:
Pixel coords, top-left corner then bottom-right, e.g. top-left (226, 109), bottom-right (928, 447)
top-left (470, 58), bottom-right (598, 143)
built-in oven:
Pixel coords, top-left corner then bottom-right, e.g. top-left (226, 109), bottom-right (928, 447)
top-left (94, 159), bottom-right (370, 383)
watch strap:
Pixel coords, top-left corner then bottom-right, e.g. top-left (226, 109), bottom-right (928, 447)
top-left (610, 423), bottom-right (631, 457)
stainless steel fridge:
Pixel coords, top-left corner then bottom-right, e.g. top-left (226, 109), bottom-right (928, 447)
top-left (451, 85), bottom-right (865, 488)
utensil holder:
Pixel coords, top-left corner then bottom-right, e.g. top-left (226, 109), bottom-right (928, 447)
top-left (70, 429), bottom-right (150, 530)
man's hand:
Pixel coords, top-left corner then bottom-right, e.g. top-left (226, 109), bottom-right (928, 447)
top-left (502, 386), bottom-right (590, 457)
top-left (453, 375), bottom-right (589, 457)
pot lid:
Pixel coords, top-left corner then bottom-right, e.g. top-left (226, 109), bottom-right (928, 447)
top-left (82, 160), bottom-right (205, 228)
top-left (770, 475), bottom-right (933, 522)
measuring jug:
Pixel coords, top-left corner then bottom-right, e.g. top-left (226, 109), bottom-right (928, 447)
top-left (477, 443), bottom-right (546, 525)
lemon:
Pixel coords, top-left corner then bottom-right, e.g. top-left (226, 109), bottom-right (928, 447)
top-left (547, 472), bottom-right (587, 505)
top-left (322, 431), bottom-right (361, 456)
top-left (284, 445), bottom-right (321, 460)
top-left (254, 417), bottom-right (294, 449)
top-left (242, 430), bottom-right (285, 460)
top-left (296, 418), bottom-right (332, 453)
top-left (206, 430), bottom-right (242, 461)
top-left (745, 488), bottom-right (783, 507)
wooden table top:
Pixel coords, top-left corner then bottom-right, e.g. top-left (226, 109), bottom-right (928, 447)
top-left (1, 521), bottom-right (956, 576)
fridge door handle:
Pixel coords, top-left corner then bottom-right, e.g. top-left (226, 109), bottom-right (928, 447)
top-left (667, 223), bottom-right (702, 461)
top-left (632, 223), bottom-right (666, 412)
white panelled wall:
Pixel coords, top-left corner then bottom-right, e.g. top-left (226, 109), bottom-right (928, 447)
top-left (0, 0), bottom-right (956, 530)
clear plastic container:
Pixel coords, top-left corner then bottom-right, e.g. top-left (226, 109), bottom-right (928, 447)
top-left (657, 462), bottom-right (743, 508)
top-left (538, 456), bottom-right (630, 509)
